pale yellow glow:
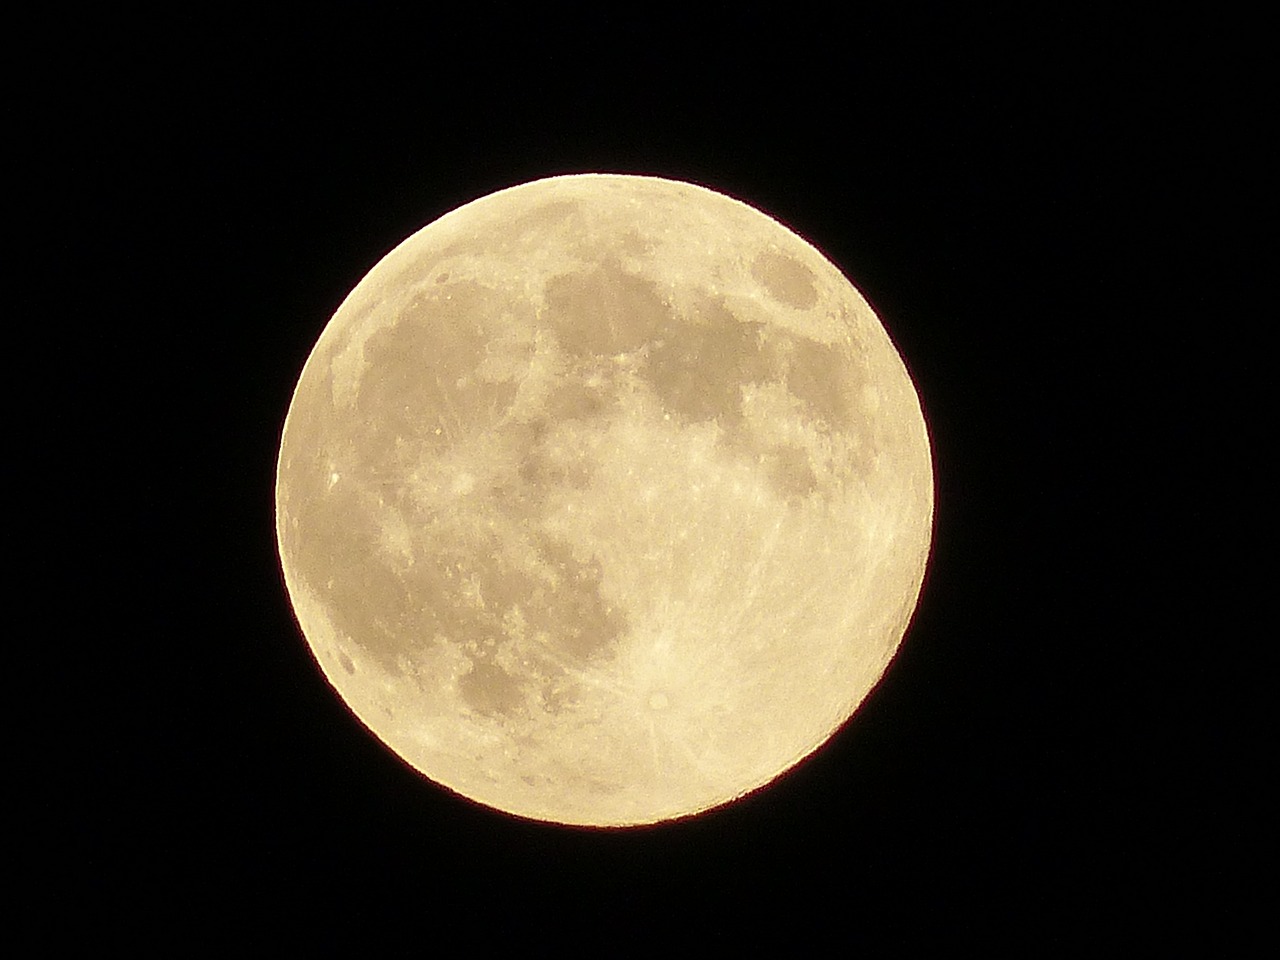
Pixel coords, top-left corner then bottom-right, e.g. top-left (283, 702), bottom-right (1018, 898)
top-left (275, 174), bottom-right (933, 826)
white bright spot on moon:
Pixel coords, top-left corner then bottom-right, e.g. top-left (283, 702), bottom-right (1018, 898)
top-left (275, 174), bottom-right (933, 827)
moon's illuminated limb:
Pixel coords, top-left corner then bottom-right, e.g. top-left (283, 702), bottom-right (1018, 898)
top-left (275, 174), bottom-right (933, 826)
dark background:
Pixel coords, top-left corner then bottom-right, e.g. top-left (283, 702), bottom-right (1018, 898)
top-left (27, 7), bottom-right (1258, 950)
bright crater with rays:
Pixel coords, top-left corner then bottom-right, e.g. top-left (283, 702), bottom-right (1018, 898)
top-left (275, 174), bottom-right (933, 826)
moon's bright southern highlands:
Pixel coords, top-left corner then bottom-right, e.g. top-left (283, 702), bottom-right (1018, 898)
top-left (275, 174), bottom-right (933, 826)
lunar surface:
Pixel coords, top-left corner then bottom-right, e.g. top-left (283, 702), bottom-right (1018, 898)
top-left (275, 174), bottom-right (933, 826)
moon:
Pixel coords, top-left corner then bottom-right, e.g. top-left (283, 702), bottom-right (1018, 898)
top-left (275, 174), bottom-right (933, 826)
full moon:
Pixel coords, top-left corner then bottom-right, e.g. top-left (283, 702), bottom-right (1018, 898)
top-left (275, 174), bottom-right (933, 826)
